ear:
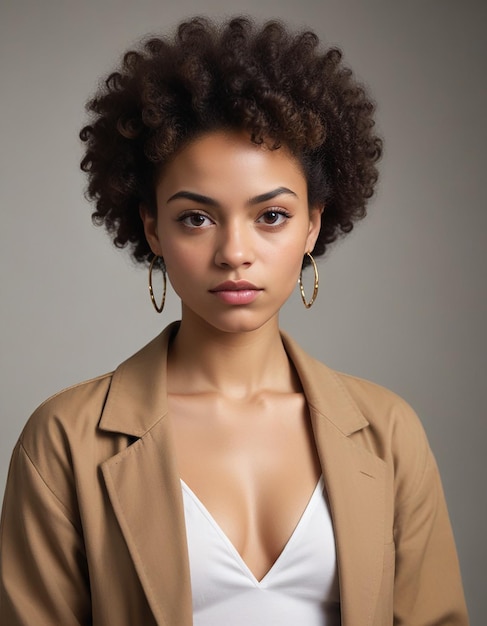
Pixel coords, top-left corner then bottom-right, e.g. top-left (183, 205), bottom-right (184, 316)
top-left (139, 204), bottom-right (163, 257)
top-left (305, 204), bottom-right (324, 253)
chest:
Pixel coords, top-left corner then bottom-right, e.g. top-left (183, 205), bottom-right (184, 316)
top-left (181, 475), bottom-right (340, 625)
top-left (168, 391), bottom-right (321, 581)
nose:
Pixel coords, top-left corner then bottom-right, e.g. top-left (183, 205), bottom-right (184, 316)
top-left (214, 220), bottom-right (255, 269)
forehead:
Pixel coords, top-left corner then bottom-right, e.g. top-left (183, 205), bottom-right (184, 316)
top-left (155, 130), bottom-right (307, 203)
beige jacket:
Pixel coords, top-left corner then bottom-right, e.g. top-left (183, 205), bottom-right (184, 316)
top-left (0, 323), bottom-right (468, 625)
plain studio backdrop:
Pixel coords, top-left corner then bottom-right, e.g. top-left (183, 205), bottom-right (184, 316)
top-left (1, 0), bottom-right (485, 622)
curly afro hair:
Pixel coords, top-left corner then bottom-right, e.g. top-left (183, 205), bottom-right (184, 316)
top-left (80, 16), bottom-right (382, 266)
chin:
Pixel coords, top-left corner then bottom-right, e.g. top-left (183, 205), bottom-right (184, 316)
top-left (187, 307), bottom-right (280, 335)
top-left (217, 321), bottom-right (270, 334)
top-left (213, 317), bottom-right (275, 335)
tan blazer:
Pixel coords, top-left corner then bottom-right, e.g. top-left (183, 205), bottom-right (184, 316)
top-left (0, 323), bottom-right (468, 625)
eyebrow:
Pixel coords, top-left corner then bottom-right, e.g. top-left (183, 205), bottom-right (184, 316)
top-left (166, 186), bottom-right (298, 207)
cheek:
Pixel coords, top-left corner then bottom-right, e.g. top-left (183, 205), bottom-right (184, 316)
top-left (274, 229), bottom-right (308, 266)
top-left (160, 237), bottom-right (208, 283)
top-left (267, 239), bottom-right (306, 291)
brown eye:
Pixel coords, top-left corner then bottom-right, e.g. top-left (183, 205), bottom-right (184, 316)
top-left (256, 210), bottom-right (290, 226)
top-left (262, 211), bottom-right (279, 224)
top-left (178, 212), bottom-right (213, 228)
top-left (189, 214), bottom-right (207, 227)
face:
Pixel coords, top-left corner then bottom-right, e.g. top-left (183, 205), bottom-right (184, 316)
top-left (141, 130), bottom-right (322, 334)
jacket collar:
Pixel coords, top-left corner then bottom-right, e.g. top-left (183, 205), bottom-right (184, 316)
top-left (98, 323), bottom-right (177, 437)
top-left (99, 321), bottom-right (369, 439)
top-left (280, 330), bottom-right (368, 435)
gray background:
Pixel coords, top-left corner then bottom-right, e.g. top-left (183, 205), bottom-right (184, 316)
top-left (1, 0), bottom-right (485, 622)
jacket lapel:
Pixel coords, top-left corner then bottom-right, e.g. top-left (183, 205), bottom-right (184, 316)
top-left (310, 408), bottom-right (386, 626)
top-left (282, 333), bottom-right (387, 626)
top-left (101, 418), bottom-right (192, 626)
top-left (99, 324), bottom-right (193, 626)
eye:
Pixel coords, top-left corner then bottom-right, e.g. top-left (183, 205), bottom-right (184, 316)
top-left (177, 212), bottom-right (213, 229)
top-left (256, 209), bottom-right (291, 226)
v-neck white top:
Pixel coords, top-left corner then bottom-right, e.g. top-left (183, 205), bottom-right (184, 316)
top-left (181, 476), bottom-right (340, 625)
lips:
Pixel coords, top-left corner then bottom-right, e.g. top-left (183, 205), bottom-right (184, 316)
top-left (209, 280), bottom-right (262, 305)
top-left (209, 280), bottom-right (260, 292)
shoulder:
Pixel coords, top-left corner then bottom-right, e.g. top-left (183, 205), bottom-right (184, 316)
top-left (284, 330), bottom-right (426, 443)
top-left (288, 331), bottom-right (424, 437)
top-left (336, 370), bottom-right (423, 431)
top-left (333, 370), bottom-right (438, 500)
top-left (17, 324), bottom-right (178, 472)
top-left (285, 331), bottom-right (434, 475)
top-left (16, 373), bottom-right (115, 492)
top-left (20, 372), bottom-right (114, 452)
top-left (336, 370), bottom-right (428, 446)
top-left (3, 373), bottom-right (115, 526)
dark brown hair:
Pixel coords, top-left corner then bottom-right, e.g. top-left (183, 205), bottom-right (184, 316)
top-left (80, 16), bottom-right (382, 266)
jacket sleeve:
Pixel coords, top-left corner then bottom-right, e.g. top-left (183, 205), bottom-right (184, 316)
top-left (391, 408), bottom-right (469, 625)
top-left (0, 441), bottom-right (91, 625)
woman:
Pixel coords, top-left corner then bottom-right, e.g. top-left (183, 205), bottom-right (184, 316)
top-left (0, 16), bottom-right (468, 625)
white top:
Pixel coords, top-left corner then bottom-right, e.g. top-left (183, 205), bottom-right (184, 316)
top-left (181, 476), bottom-right (340, 625)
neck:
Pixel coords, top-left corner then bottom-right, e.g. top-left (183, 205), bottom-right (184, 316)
top-left (167, 311), bottom-right (297, 398)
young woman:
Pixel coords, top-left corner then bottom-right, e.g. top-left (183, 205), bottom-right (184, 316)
top-left (0, 16), bottom-right (468, 626)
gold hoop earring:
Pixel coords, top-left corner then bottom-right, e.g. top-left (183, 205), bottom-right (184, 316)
top-left (298, 252), bottom-right (319, 309)
top-left (148, 256), bottom-right (167, 313)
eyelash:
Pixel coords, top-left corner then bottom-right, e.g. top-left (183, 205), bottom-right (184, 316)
top-left (177, 211), bottom-right (214, 229)
top-left (256, 209), bottom-right (292, 226)
top-left (176, 209), bottom-right (292, 229)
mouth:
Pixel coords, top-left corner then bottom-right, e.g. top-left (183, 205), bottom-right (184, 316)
top-left (209, 280), bottom-right (261, 292)
top-left (209, 280), bottom-right (263, 305)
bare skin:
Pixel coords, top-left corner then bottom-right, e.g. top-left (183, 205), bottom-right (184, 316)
top-left (141, 130), bottom-right (323, 581)
top-left (167, 317), bottom-right (322, 581)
